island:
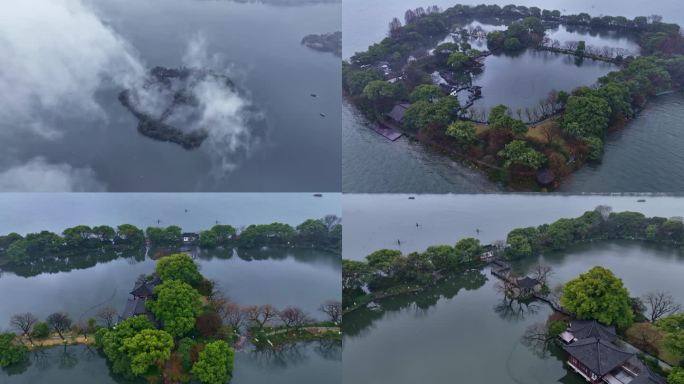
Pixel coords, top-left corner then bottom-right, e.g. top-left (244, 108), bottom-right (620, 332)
top-left (0, 252), bottom-right (341, 383)
top-left (119, 66), bottom-right (238, 150)
top-left (343, 4), bottom-right (684, 190)
top-left (301, 31), bottom-right (342, 57)
top-left (0, 215), bottom-right (341, 277)
top-left (343, 206), bottom-right (684, 383)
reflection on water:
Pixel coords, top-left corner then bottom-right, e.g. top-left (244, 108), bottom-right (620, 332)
top-left (343, 242), bottom-right (683, 384)
top-left (0, 342), bottom-right (341, 384)
top-left (0, 247), bottom-right (340, 328)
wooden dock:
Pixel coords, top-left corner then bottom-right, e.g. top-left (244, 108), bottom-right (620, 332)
top-left (371, 122), bottom-right (402, 141)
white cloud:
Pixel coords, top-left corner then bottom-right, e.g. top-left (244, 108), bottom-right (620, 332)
top-left (0, 0), bottom-right (145, 139)
top-left (0, 158), bottom-right (106, 192)
top-left (130, 34), bottom-right (265, 172)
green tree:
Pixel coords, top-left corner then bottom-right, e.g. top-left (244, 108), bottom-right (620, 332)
top-left (199, 230), bottom-right (218, 248)
top-left (657, 314), bottom-right (684, 357)
top-left (156, 253), bottom-right (202, 285)
top-left (362, 80), bottom-right (405, 101)
top-left (504, 37), bottom-right (522, 51)
top-left (31, 321), bottom-right (50, 339)
top-left (191, 340), bottom-right (235, 384)
top-left (209, 225), bottom-right (235, 245)
top-left (0, 333), bottom-right (27, 367)
top-left (149, 280), bottom-right (203, 338)
top-left (561, 95), bottom-right (611, 138)
top-left (62, 225), bottom-right (93, 248)
top-left (296, 219), bottom-right (329, 245)
top-left (409, 84), bottom-right (443, 103)
top-left (424, 245), bottom-right (459, 270)
top-left (669, 367), bottom-right (684, 384)
top-left (95, 315), bottom-right (154, 377)
top-left (489, 104), bottom-right (509, 123)
top-left (116, 224), bottom-right (145, 246)
top-left (342, 259), bottom-right (370, 291)
top-left (445, 121), bottom-right (477, 146)
top-left (121, 329), bottom-right (173, 376)
top-left (93, 225), bottom-right (116, 242)
top-left (366, 249), bottom-right (402, 275)
top-left (498, 140), bottom-right (547, 170)
top-left (403, 97), bottom-right (458, 132)
top-left (561, 266), bottom-right (634, 327)
top-left (454, 238), bottom-right (483, 263)
top-left (447, 52), bottom-right (470, 70)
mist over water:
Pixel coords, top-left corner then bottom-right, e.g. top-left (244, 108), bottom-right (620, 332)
top-left (0, 0), bottom-right (341, 191)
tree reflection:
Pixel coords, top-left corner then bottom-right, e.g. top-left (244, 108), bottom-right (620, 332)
top-left (313, 339), bottom-right (342, 361)
top-left (250, 342), bottom-right (308, 370)
top-left (493, 297), bottom-right (540, 322)
top-left (343, 269), bottom-right (487, 337)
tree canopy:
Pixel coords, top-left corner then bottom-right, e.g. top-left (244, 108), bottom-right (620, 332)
top-left (191, 340), bottom-right (235, 384)
top-left (0, 333), bottom-right (27, 367)
top-left (122, 329), bottom-right (174, 376)
top-left (156, 253), bottom-right (202, 285)
top-left (149, 280), bottom-right (203, 338)
top-left (560, 266), bottom-right (634, 327)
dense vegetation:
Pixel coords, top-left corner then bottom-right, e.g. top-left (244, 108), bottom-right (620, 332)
top-left (504, 206), bottom-right (684, 260)
top-left (343, 3), bottom-right (684, 190)
top-left (0, 215), bottom-right (342, 271)
top-left (1, 252), bottom-right (342, 381)
top-left (342, 238), bottom-right (487, 309)
top-left (344, 207), bottom-right (684, 312)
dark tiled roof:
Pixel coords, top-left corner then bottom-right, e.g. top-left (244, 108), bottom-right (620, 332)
top-left (130, 276), bottom-right (160, 297)
top-left (386, 103), bottom-right (410, 123)
top-left (569, 320), bottom-right (617, 342)
top-left (120, 297), bottom-right (149, 319)
top-left (628, 358), bottom-right (667, 384)
top-left (563, 337), bottom-right (634, 376)
top-left (516, 276), bottom-right (539, 290)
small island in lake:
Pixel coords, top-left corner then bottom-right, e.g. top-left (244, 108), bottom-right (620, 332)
top-left (119, 66), bottom-right (238, 150)
top-left (343, 205), bottom-right (684, 383)
top-left (302, 31), bottom-right (342, 57)
top-left (0, 253), bottom-right (341, 383)
top-left (343, 4), bottom-right (684, 191)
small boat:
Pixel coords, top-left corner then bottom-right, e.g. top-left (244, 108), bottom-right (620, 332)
top-left (311, 93), bottom-right (317, 97)
top-left (320, 113), bottom-right (326, 117)
top-left (408, 196), bottom-right (415, 200)
top-left (313, 193), bottom-right (323, 197)
top-left (637, 199), bottom-right (646, 203)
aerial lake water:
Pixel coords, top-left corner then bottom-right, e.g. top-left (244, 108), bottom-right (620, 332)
top-left (342, 194), bottom-right (684, 384)
top-left (0, 0), bottom-right (341, 191)
top-left (0, 193), bottom-right (341, 383)
top-left (342, 0), bottom-right (684, 193)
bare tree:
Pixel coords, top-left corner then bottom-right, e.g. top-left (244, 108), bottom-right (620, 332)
top-left (404, 9), bottom-right (417, 24)
top-left (96, 306), bottom-right (117, 328)
top-left (47, 312), bottom-right (72, 340)
top-left (644, 291), bottom-right (682, 322)
top-left (321, 215), bottom-right (342, 231)
top-left (216, 297), bottom-right (248, 330)
top-left (246, 305), bottom-right (278, 330)
top-left (530, 263), bottom-right (553, 286)
top-left (278, 307), bottom-right (310, 330)
top-left (10, 312), bottom-right (37, 343)
top-left (388, 18), bottom-right (402, 37)
top-left (595, 205), bottom-right (613, 220)
top-left (319, 301), bottom-right (342, 324)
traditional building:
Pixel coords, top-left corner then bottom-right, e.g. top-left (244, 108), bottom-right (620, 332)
top-left (119, 276), bottom-right (160, 322)
top-left (386, 103), bottom-right (411, 126)
top-left (560, 320), bottom-right (666, 384)
top-left (560, 320), bottom-right (617, 344)
top-left (182, 233), bottom-right (199, 244)
top-left (515, 276), bottom-right (541, 296)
